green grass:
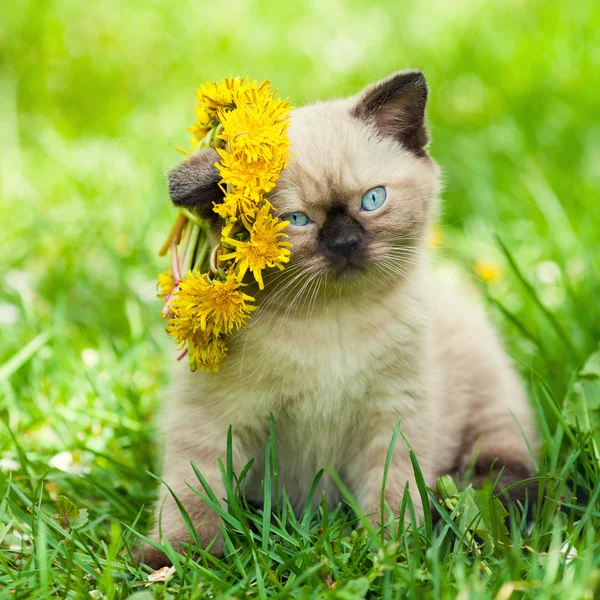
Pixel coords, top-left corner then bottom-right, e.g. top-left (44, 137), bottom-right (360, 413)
top-left (1, 0), bottom-right (600, 597)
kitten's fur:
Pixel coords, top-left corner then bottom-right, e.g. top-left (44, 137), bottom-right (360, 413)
top-left (139, 71), bottom-right (536, 567)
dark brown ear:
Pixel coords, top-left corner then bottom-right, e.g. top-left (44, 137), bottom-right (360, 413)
top-left (167, 147), bottom-right (223, 220)
top-left (351, 70), bottom-right (429, 157)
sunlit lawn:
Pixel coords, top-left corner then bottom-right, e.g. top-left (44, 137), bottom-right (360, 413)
top-left (1, 0), bottom-right (600, 597)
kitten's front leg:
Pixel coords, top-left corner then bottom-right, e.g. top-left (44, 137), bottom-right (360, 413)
top-left (347, 411), bottom-right (435, 529)
top-left (137, 434), bottom-right (231, 568)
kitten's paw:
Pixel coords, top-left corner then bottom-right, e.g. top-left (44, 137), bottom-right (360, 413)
top-left (134, 534), bottom-right (225, 568)
top-left (362, 496), bottom-right (424, 535)
top-left (134, 544), bottom-right (173, 570)
top-left (468, 454), bottom-right (536, 513)
top-left (133, 518), bottom-right (225, 567)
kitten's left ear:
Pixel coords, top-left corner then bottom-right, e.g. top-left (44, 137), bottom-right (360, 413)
top-left (167, 147), bottom-right (224, 222)
top-left (352, 70), bottom-right (429, 156)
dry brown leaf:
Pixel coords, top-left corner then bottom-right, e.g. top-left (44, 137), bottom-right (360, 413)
top-left (147, 566), bottom-right (176, 583)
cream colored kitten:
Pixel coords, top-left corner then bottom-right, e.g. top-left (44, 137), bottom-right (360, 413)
top-left (139, 71), bottom-right (537, 568)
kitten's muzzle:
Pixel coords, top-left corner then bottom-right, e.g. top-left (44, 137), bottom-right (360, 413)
top-left (326, 235), bottom-right (360, 258)
top-left (319, 208), bottom-right (367, 269)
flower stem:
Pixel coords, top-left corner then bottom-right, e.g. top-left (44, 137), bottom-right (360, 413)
top-left (178, 220), bottom-right (192, 271)
top-left (170, 239), bottom-right (181, 283)
top-left (159, 213), bottom-right (187, 257)
top-left (182, 223), bottom-right (201, 274)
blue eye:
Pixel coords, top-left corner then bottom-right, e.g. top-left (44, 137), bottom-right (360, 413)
top-left (283, 211), bottom-right (311, 227)
top-left (360, 186), bottom-right (387, 211)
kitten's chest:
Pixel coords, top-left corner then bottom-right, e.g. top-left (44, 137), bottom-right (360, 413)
top-left (232, 303), bottom-right (419, 415)
top-left (234, 306), bottom-right (423, 512)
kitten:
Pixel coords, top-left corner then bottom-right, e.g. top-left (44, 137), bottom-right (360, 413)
top-left (139, 70), bottom-right (537, 568)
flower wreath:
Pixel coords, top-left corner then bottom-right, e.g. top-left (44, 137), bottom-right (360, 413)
top-left (157, 78), bottom-right (292, 372)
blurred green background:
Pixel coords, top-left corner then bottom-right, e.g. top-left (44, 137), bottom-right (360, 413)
top-left (1, 0), bottom-right (599, 535)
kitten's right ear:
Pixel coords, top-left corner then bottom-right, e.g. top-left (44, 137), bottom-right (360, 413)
top-left (167, 147), bottom-right (223, 220)
top-left (352, 70), bottom-right (429, 157)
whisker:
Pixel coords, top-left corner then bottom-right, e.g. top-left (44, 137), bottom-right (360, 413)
top-left (258, 269), bottom-right (316, 335)
top-left (386, 249), bottom-right (459, 269)
top-left (382, 253), bottom-right (423, 265)
top-left (253, 268), bottom-right (311, 326)
top-left (379, 259), bottom-right (418, 287)
top-left (306, 274), bottom-right (324, 327)
top-left (301, 277), bottom-right (318, 328)
top-left (374, 262), bottom-right (399, 286)
top-left (285, 273), bottom-right (317, 322)
top-left (385, 247), bottom-right (423, 254)
top-left (239, 266), bottom-right (311, 370)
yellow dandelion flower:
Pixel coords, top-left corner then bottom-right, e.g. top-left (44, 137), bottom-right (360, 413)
top-left (225, 78), bottom-right (276, 113)
top-left (166, 313), bottom-right (194, 348)
top-left (213, 192), bottom-right (262, 222)
top-left (220, 205), bottom-right (291, 289)
top-left (195, 77), bottom-right (247, 118)
top-left (218, 94), bottom-right (291, 164)
top-left (162, 77), bottom-right (293, 372)
top-left (188, 106), bottom-right (213, 147)
top-left (216, 146), bottom-right (288, 201)
top-left (189, 77), bottom-right (255, 148)
top-left (157, 269), bottom-right (175, 298)
top-left (233, 79), bottom-right (272, 106)
top-left (474, 259), bottom-right (503, 283)
top-left (220, 220), bottom-right (236, 240)
top-left (188, 332), bottom-right (228, 372)
top-left (167, 270), bottom-right (255, 341)
top-left (166, 271), bottom-right (210, 345)
top-left (197, 272), bottom-right (256, 334)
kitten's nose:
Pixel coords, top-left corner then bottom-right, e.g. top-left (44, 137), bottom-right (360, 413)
top-left (327, 234), bottom-right (360, 258)
top-left (319, 209), bottom-right (364, 262)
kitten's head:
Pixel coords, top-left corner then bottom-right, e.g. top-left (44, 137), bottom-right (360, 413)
top-left (168, 70), bottom-right (440, 297)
